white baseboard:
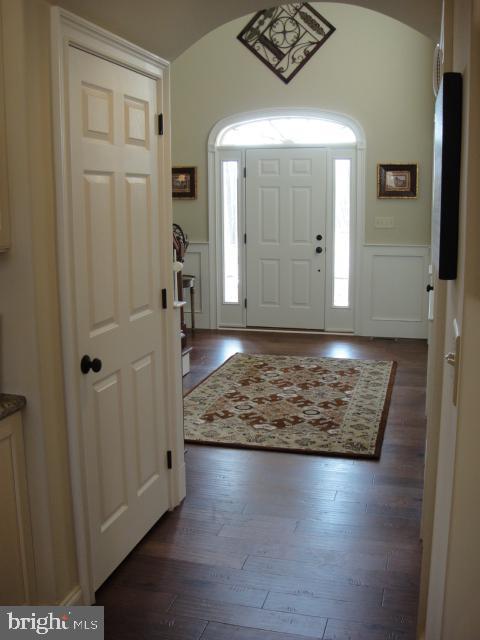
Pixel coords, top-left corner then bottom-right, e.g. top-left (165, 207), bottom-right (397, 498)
top-left (60, 585), bottom-right (84, 606)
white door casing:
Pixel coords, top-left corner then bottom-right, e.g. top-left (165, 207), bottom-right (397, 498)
top-left (68, 47), bottom-right (170, 590)
top-left (52, 8), bottom-right (185, 604)
top-left (245, 148), bottom-right (327, 329)
top-left (207, 109), bottom-right (366, 332)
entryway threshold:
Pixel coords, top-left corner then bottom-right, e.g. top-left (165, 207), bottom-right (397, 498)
top-left (217, 326), bottom-right (355, 336)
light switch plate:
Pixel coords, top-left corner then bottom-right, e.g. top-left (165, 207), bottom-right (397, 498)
top-left (374, 216), bottom-right (395, 229)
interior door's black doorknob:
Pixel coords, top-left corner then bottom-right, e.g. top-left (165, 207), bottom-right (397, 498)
top-left (316, 247), bottom-right (323, 254)
top-left (426, 284), bottom-right (434, 292)
top-left (80, 355), bottom-right (103, 374)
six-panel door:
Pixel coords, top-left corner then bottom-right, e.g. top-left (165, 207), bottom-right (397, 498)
top-left (246, 148), bottom-right (327, 329)
top-left (69, 47), bottom-right (169, 589)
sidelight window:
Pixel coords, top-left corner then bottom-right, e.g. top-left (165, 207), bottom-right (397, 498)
top-left (333, 159), bottom-right (351, 308)
top-left (222, 160), bottom-right (240, 304)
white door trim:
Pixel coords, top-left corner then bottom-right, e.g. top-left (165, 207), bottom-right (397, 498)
top-left (207, 108), bottom-right (366, 332)
top-left (50, 8), bottom-right (182, 604)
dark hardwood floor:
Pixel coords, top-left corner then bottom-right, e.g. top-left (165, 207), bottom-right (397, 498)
top-left (97, 330), bottom-right (427, 640)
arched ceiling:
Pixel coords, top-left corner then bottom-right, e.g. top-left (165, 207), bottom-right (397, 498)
top-left (50, 0), bottom-right (440, 60)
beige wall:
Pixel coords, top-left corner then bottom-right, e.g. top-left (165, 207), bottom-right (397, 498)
top-left (171, 3), bottom-right (434, 245)
top-left (0, 0), bottom-right (78, 603)
top-left (440, 0), bottom-right (480, 635)
top-left (419, 0), bottom-right (480, 637)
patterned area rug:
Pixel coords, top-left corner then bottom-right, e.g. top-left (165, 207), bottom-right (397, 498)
top-left (184, 353), bottom-right (396, 459)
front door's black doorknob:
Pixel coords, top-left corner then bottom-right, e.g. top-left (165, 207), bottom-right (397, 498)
top-left (80, 355), bottom-right (103, 375)
top-left (316, 234), bottom-right (323, 241)
top-left (316, 247), bottom-right (323, 254)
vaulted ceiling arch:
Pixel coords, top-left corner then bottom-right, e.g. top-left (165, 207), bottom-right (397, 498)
top-left (49, 0), bottom-right (439, 60)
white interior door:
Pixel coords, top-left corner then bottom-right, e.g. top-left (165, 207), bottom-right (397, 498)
top-left (68, 47), bottom-right (169, 589)
top-left (245, 148), bottom-right (327, 329)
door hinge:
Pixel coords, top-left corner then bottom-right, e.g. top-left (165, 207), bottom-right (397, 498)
top-left (161, 288), bottom-right (168, 309)
top-left (244, 233), bottom-right (247, 244)
top-left (243, 167), bottom-right (246, 178)
top-left (158, 113), bottom-right (164, 135)
top-left (244, 298), bottom-right (247, 309)
top-left (166, 450), bottom-right (173, 469)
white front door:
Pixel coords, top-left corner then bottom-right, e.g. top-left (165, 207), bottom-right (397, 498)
top-left (68, 47), bottom-right (169, 589)
top-left (245, 148), bottom-right (327, 329)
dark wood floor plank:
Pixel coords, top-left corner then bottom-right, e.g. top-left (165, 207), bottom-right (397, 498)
top-left (323, 618), bottom-right (415, 640)
top-left (137, 539), bottom-right (248, 569)
top-left (263, 590), bottom-right (416, 630)
top-left (182, 497), bottom-right (248, 513)
top-left (96, 330), bottom-right (427, 640)
top-left (200, 621), bottom-right (314, 640)
top-left (219, 523), bottom-right (419, 554)
top-left (186, 485), bottom-right (338, 505)
top-left (387, 548), bottom-right (423, 574)
top-left (137, 524), bottom-right (388, 572)
top-left (295, 511), bottom-right (421, 534)
top-left (372, 474), bottom-right (424, 489)
top-left (335, 487), bottom-right (424, 503)
top-left (102, 606), bottom-right (207, 640)
top-left (150, 508), bottom-right (300, 538)
top-left (105, 567), bottom-right (270, 611)
top-left (140, 514), bottom-right (225, 536)
top-left (110, 555), bottom-right (384, 606)
top-left (96, 583), bottom-right (175, 609)
top-left (242, 556), bottom-right (418, 592)
top-left (365, 502), bottom-right (422, 520)
top-left (242, 499), bottom-right (369, 521)
top-left (382, 588), bottom-right (419, 614)
top-left (169, 597), bottom-right (327, 639)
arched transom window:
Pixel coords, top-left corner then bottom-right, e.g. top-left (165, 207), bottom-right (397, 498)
top-left (218, 116), bottom-right (356, 147)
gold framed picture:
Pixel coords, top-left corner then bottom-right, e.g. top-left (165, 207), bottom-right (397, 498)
top-left (377, 163), bottom-right (418, 199)
top-left (172, 166), bottom-right (197, 200)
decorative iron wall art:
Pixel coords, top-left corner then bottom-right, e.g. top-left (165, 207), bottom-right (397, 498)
top-left (238, 3), bottom-right (335, 84)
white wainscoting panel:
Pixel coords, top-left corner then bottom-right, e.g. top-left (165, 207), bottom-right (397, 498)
top-left (359, 245), bottom-right (429, 339)
top-left (182, 243), bottom-right (210, 329)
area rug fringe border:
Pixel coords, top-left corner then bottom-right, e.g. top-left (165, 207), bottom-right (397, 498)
top-left (371, 359), bottom-right (397, 459)
top-left (184, 353), bottom-right (397, 460)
